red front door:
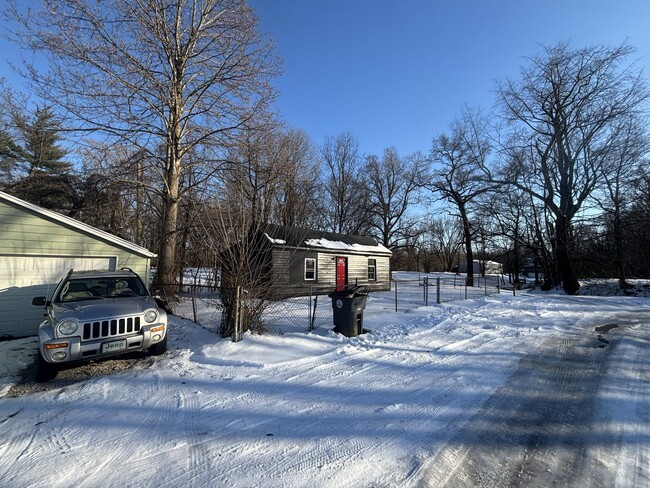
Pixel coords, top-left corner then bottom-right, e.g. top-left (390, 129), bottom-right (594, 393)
top-left (336, 257), bottom-right (347, 291)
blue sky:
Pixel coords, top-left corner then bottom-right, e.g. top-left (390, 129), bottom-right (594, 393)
top-left (249, 0), bottom-right (650, 157)
top-left (1, 1), bottom-right (649, 160)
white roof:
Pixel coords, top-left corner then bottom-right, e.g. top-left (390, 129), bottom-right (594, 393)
top-left (303, 237), bottom-right (392, 255)
top-left (0, 190), bottom-right (156, 258)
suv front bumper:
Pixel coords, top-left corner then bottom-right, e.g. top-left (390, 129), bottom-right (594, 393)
top-left (40, 324), bottom-right (166, 363)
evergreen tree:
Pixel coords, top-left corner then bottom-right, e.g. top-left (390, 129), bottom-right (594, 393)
top-left (0, 129), bottom-right (22, 186)
top-left (15, 106), bottom-right (69, 177)
top-left (5, 105), bottom-right (75, 212)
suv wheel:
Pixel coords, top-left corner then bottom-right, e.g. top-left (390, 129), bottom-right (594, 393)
top-left (35, 351), bottom-right (59, 382)
top-left (148, 334), bottom-right (168, 356)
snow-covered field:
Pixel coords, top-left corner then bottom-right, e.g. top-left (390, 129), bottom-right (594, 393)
top-left (1, 275), bottom-right (649, 487)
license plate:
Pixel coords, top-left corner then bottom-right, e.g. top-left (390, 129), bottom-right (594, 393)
top-left (102, 339), bottom-right (127, 353)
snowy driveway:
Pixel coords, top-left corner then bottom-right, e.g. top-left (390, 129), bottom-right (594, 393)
top-left (0, 292), bottom-right (649, 487)
top-left (413, 310), bottom-right (650, 487)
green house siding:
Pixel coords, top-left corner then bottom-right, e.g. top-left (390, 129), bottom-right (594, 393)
top-left (0, 197), bottom-right (153, 337)
top-left (0, 203), bottom-right (149, 276)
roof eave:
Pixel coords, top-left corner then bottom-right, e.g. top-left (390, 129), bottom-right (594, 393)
top-left (0, 191), bottom-right (156, 258)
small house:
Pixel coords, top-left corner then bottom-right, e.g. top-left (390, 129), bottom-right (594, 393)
top-left (234, 224), bottom-right (392, 298)
top-left (0, 191), bottom-right (156, 338)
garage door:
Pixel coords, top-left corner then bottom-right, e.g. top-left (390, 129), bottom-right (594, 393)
top-left (0, 256), bottom-right (116, 338)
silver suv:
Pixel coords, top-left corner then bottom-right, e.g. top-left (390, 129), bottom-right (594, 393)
top-left (32, 268), bottom-right (168, 382)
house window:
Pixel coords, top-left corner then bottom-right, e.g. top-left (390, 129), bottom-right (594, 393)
top-left (304, 258), bottom-right (316, 280)
top-left (368, 259), bottom-right (376, 281)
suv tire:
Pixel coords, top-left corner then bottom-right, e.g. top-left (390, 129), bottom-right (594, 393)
top-left (148, 335), bottom-right (168, 356)
top-left (35, 351), bottom-right (59, 382)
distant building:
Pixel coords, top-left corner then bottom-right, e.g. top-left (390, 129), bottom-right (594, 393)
top-left (458, 259), bottom-right (503, 275)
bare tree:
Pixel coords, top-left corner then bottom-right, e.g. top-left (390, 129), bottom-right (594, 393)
top-left (364, 147), bottom-right (423, 249)
top-left (272, 129), bottom-right (321, 229)
top-left (320, 132), bottom-right (370, 235)
top-left (77, 141), bottom-right (171, 253)
top-left (421, 216), bottom-right (464, 272)
top-left (192, 194), bottom-right (273, 337)
top-left (429, 109), bottom-right (494, 286)
top-left (480, 186), bottom-right (555, 286)
top-left (594, 115), bottom-right (648, 288)
top-left (222, 118), bottom-right (282, 226)
top-left (496, 42), bottom-right (648, 294)
top-left (622, 167), bottom-right (650, 277)
top-left (8, 0), bottom-right (279, 294)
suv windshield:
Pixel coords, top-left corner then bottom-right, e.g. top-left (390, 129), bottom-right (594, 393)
top-left (56, 276), bottom-right (149, 302)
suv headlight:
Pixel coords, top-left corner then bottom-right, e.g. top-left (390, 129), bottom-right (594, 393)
top-left (58, 320), bottom-right (78, 336)
top-left (144, 310), bottom-right (158, 324)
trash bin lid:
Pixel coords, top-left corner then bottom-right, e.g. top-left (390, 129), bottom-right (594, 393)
top-left (328, 285), bottom-right (362, 298)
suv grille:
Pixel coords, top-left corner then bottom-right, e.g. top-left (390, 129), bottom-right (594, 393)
top-left (82, 316), bottom-right (142, 340)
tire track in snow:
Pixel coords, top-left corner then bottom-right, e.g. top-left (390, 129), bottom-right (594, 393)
top-left (230, 327), bottom-right (519, 484)
top-left (411, 321), bottom-right (624, 487)
top-left (75, 373), bottom-right (182, 486)
top-left (0, 406), bottom-right (72, 486)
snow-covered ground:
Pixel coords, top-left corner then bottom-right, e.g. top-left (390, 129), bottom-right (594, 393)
top-left (1, 275), bottom-right (649, 487)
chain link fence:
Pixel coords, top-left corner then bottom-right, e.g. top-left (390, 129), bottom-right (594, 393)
top-left (154, 273), bottom-right (512, 340)
top-left (390, 273), bottom-right (508, 310)
top-left (152, 283), bottom-right (336, 338)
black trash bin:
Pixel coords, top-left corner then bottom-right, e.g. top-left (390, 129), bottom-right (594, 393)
top-left (329, 286), bottom-right (368, 337)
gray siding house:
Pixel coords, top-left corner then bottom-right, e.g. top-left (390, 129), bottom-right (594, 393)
top-left (252, 224), bottom-right (392, 297)
top-left (0, 191), bottom-right (156, 338)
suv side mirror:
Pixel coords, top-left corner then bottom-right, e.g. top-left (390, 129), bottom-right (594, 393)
top-left (32, 296), bottom-right (47, 307)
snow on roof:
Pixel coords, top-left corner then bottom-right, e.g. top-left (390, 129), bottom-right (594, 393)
top-left (264, 233), bottom-right (287, 245)
top-left (0, 190), bottom-right (156, 258)
top-left (304, 237), bottom-right (391, 255)
top-left (261, 224), bottom-right (392, 255)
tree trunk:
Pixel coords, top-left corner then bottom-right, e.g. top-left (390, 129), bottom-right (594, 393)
top-left (612, 208), bottom-right (628, 289)
top-left (555, 215), bottom-right (579, 294)
top-left (154, 141), bottom-right (181, 297)
top-left (460, 204), bottom-right (474, 287)
top-left (512, 239), bottom-right (520, 284)
top-left (156, 192), bottom-right (179, 294)
top-left (135, 159), bottom-right (143, 246)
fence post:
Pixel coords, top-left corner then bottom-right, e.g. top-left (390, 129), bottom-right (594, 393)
top-left (423, 276), bottom-right (426, 304)
top-left (309, 285), bottom-right (313, 331)
top-left (437, 277), bottom-right (441, 304)
top-left (233, 285), bottom-right (241, 342)
top-left (394, 280), bottom-right (398, 312)
top-left (424, 276), bottom-right (429, 307)
top-left (192, 276), bottom-right (198, 323)
top-left (312, 293), bottom-right (318, 331)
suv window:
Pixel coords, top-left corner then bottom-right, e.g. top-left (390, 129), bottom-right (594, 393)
top-left (56, 276), bottom-right (149, 302)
